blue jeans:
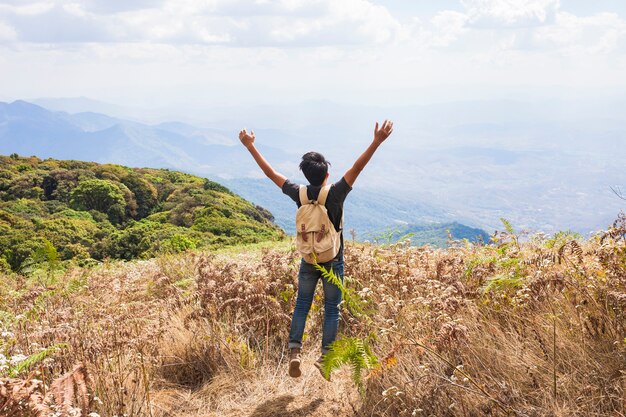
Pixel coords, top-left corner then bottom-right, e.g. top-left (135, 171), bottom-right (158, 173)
top-left (288, 252), bottom-right (344, 355)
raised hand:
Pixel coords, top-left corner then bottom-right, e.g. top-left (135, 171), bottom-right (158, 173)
top-left (374, 120), bottom-right (394, 145)
top-left (238, 129), bottom-right (255, 148)
top-left (343, 119), bottom-right (396, 187)
top-left (239, 128), bottom-right (287, 188)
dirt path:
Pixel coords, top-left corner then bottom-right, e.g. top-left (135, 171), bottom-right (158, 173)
top-left (152, 351), bottom-right (360, 417)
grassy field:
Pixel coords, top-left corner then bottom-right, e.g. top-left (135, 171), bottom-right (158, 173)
top-left (0, 217), bottom-right (624, 416)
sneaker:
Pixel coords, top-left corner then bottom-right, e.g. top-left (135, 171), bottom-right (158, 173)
top-left (288, 348), bottom-right (302, 378)
top-left (314, 355), bottom-right (331, 381)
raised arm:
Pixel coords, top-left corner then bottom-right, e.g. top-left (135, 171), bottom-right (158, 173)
top-left (343, 120), bottom-right (394, 187)
top-left (239, 129), bottom-right (286, 188)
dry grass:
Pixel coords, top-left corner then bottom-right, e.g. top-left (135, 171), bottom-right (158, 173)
top-left (0, 216), bottom-right (624, 416)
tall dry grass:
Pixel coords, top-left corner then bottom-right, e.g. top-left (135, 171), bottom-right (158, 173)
top-left (0, 215), bottom-right (624, 416)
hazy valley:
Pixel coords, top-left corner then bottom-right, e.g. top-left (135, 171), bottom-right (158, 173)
top-left (2, 97), bottom-right (625, 237)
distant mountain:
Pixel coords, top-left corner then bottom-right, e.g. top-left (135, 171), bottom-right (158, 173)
top-left (362, 222), bottom-right (491, 247)
top-left (223, 178), bottom-right (456, 237)
top-left (225, 175), bottom-right (491, 247)
top-left (225, 178), bottom-right (490, 247)
top-left (3, 98), bottom-right (623, 235)
top-left (0, 100), bottom-right (465, 237)
top-left (0, 100), bottom-right (288, 176)
top-left (31, 97), bottom-right (143, 121)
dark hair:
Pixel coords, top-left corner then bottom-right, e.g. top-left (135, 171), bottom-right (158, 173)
top-left (299, 152), bottom-right (330, 186)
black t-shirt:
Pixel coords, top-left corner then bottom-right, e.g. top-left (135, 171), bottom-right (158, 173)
top-left (282, 177), bottom-right (352, 252)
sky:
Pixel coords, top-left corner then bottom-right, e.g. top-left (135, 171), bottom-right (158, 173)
top-left (1, 0), bottom-right (626, 108)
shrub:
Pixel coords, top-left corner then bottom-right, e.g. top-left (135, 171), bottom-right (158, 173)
top-left (163, 234), bottom-right (197, 253)
top-left (70, 179), bottom-right (127, 224)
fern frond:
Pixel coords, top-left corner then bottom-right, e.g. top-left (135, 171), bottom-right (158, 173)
top-left (464, 255), bottom-right (497, 277)
top-left (9, 343), bottom-right (67, 377)
top-left (47, 362), bottom-right (93, 416)
top-left (481, 273), bottom-right (523, 295)
top-left (321, 336), bottom-right (379, 395)
top-left (312, 262), bottom-right (366, 317)
top-left (500, 218), bottom-right (515, 235)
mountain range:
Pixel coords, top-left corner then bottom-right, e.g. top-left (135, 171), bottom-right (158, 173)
top-left (0, 100), bottom-right (486, 244)
top-left (2, 97), bottom-right (625, 237)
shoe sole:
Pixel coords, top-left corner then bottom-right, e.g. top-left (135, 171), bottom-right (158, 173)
top-left (289, 359), bottom-right (301, 378)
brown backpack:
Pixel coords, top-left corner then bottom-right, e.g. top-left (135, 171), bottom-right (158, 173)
top-left (295, 185), bottom-right (341, 264)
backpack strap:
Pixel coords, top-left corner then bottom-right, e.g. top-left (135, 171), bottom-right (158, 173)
top-left (299, 185), bottom-right (310, 205)
top-left (317, 185), bottom-right (331, 206)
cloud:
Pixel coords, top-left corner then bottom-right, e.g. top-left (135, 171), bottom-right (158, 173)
top-left (534, 12), bottom-right (626, 54)
top-left (0, 3), bottom-right (115, 43)
top-left (262, 0), bottom-right (400, 45)
top-left (0, 0), bottom-right (403, 47)
top-left (427, 11), bottom-right (469, 47)
top-left (118, 0), bottom-right (402, 46)
top-left (403, 1), bottom-right (561, 50)
top-left (0, 2), bottom-right (55, 16)
top-left (1, 0), bottom-right (625, 103)
top-left (209, 0), bottom-right (329, 17)
top-left (462, 0), bottom-right (560, 28)
top-left (79, 0), bottom-right (165, 14)
top-left (414, 1), bottom-right (626, 56)
top-left (0, 20), bottom-right (17, 41)
top-left (471, 11), bottom-right (626, 55)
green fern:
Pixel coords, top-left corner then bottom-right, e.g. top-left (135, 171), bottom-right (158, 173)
top-left (312, 258), bottom-right (378, 393)
top-left (62, 275), bottom-right (88, 297)
top-left (8, 343), bottom-right (67, 377)
top-left (544, 230), bottom-right (582, 249)
top-left (464, 255), bottom-right (497, 278)
top-left (321, 336), bottom-right (379, 395)
top-left (312, 261), bottom-right (365, 317)
top-left (481, 273), bottom-right (524, 294)
top-left (500, 217), bottom-right (515, 235)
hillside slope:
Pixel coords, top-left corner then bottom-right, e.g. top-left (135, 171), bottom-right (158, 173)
top-left (0, 220), bottom-right (624, 416)
top-left (0, 154), bottom-right (283, 271)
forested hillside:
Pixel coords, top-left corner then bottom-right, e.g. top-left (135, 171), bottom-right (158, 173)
top-left (0, 154), bottom-right (283, 272)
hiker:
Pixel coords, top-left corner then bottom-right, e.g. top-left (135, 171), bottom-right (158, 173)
top-left (238, 120), bottom-right (394, 378)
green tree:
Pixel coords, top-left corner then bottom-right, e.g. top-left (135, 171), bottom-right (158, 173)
top-left (122, 175), bottom-right (158, 219)
top-left (70, 179), bottom-right (127, 224)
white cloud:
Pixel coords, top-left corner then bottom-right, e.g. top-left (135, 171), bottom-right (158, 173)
top-left (78, 0), bottom-right (166, 14)
top-left (265, 0), bottom-right (400, 45)
top-left (0, 2), bottom-right (55, 16)
top-left (428, 11), bottom-right (469, 47)
top-left (0, 1), bottom-right (625, 107)
top-left (535, 12), bottom-right (626, 54)
top-left (415, 2), bottom-right (626, 57)
top-left (0, 20), bottom-right (17, 41)
top-left (401, 11), bottom-right (469, 50)
top-left (0, 0), bottom-right (402, 47)
top-left (0, 3), bottom-right (114, 43)
top-left (462, 0), bottom-right (560, 28)
top-left (209, 0), bottom-right (328, 17)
